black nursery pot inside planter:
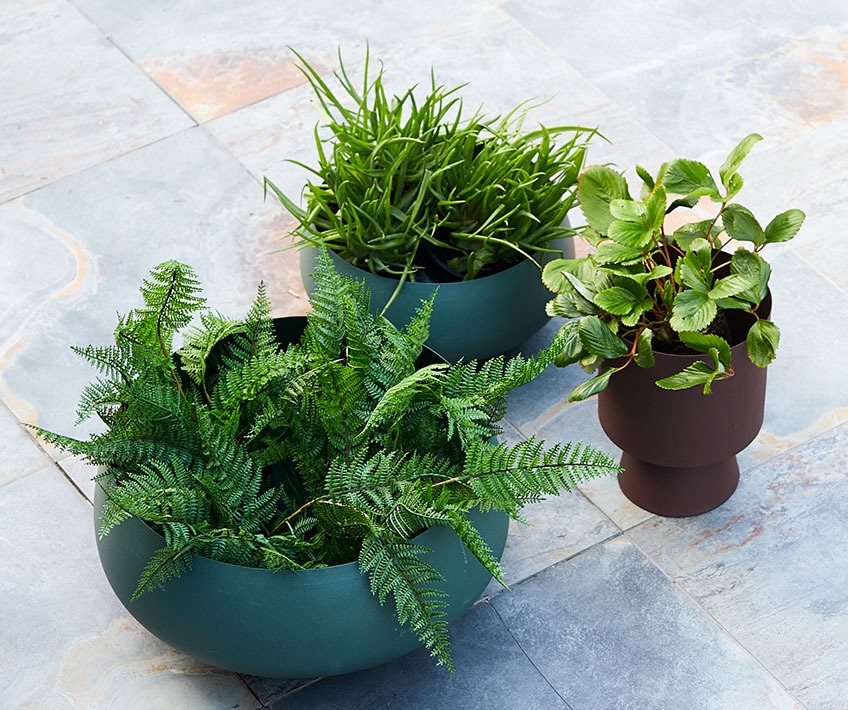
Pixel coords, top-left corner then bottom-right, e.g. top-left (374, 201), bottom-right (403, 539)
top-left (597, 295), bottom-right (771, 517)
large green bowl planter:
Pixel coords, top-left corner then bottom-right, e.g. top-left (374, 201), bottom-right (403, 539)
top-left (93, 315), bottom-right (510, 677)
top-left (94, 485), bottom-right (508, 678)
top-left (300, 239), bottom-right (573, 363)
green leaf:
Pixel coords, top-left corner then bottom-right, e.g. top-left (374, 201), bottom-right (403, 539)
top-left (655, 360), bottom-right (719, 393)
top-left (592, 242), bottom-right (645, 265)
top-left (552, 320), bottom-right (585, 368)
top-left (678, 331), bottom-right (731, 368)
top-left (594, 286), bottom-right (646, 316)
top-left (594, 282), bottom-right (652, 326)
top-left (577, 316), bottom-right (630, 359)
top-left (634, 329), bottom-right (655, 368)
top-left (671, 220), bottom-right (719, 250)
top-left (645, 183), bottom-right (667, 231)
top-left (725, 172), bottom-right (744, 200)
top-left (746, 319), bottom-right (780, 367)
top-left (678, 249), bottom-right (713, 291)
top-left (563, 271), bottom-right (601, 306)
top-left (635, 164), bottom-right (655, 192)
top-left (609, 198), bottom-right (647, 222)
top-left (719, 133), bottom-right (762, 189)
top-left (542, 258), bottom-right (581, 293)
top-left (669, 290), bottom-right (717, 332)
top-left (709, 274), bottom-right (757, 301)
top-left (639, 264), bottom-right (673, 284)
top-left (569, 367), bottom-right (619, 402)
top-left (661, 159), bottom-right (720, 198)
top-left (547, 294), bottom-right (582, 318)
top-left (722, 204), bottom-right (765, 247)
top-left (730, 248), bottom-right (770, 303)
top-left (607, 219), bottom-right (654, 249)
top-left (607, 196), bottom-right (662, 249)
top-left (764, 209), bottom-right (805, 244)
top-left (666, 194), bottom-right (700, 213)
top-left (578, 166), bottom-right (631, 233)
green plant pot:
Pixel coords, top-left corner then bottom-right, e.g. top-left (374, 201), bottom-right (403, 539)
top-left (300, 238), bottom-right (573, 362)
top-left (93, 485), bottom-right (509, 678)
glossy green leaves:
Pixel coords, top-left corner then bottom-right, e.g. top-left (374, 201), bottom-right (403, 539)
top-left (655, 332), bottom-right (732, 394)
top-left (577, 165), bottom-right (631, 233)
top-left (594, 281), bottom-right (652, 327)
top-left (747, 319), bottom-right (781, 367)
top-left (662, 158), bottom-right (720, 199)
top-left (547, 132), bottom-right (804, 400)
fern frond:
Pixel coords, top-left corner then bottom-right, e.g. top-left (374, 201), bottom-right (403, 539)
top-left (359, 530), bottom-right (453, 671)
top-left (139, 260), bottom-right (206, 340)
top-left (362, 363), bottom-right (448, 437)
top-left (458, 438), bottom-right (620, 514)
top-left (178, 311), bottom-right (242, 392)
top-left (70, 343), bottom-right (133, 382)
top-left (131, 542), bottom-right (194, 601)
top-left (73, 376), bottom-right (125, 425)
top-left (444, 509), bottom-right (505, 586)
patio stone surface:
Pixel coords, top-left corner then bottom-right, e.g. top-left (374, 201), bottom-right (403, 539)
top-left (0, 466), bottom-right (260, 709)
top-left (490, 537), bottom-right (801, 710)
top-left (3, 1), bottom-right (847, 707)
top-left (0, 0), bottom-right (192, 203)
top-left (626, 421), bottom-right (848, 710)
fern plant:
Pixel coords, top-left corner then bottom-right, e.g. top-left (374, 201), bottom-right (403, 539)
top-left (36, 250), bottom-right (618, 671)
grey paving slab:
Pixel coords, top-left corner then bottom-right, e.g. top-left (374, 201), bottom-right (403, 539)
top-left (483, 492), bottom-right (620, 596)
top-left (208, 8), bottom-right (613, 196)
top-left (56, 454), bottom-right (97, 503)
top-left (0, 400), bottom-right (51, 486)
top-left (503, 0), bottom-right (833, 158)
top-left (491, 537), bottom-right (800, 710)
top-left (260, 601), bottom-right (569, 709)
top-left (0, 0), bottom-right (192, 203)
top-left (749, 250), bottom-right (848, 455)
top-left (627, 421), bottom-right (848, 710)
top-left (71, 0), bottom-right (496, 122)
top-left (742, 115), bottom-right (848, 252)
top-left (515, 385), bottom-right (653, 531)
top-left (0, 127), bottom-right (304, 436)
top-left (0, 465), bottom-right (259, 708)
top-left (482, 416), bottom-right (619, 589)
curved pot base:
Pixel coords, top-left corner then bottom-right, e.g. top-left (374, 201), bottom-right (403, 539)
top-left (618, 452), bottom-right (740, 517)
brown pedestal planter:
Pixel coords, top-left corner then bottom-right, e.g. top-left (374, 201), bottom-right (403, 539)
top-left (597, 302), bottom-right (770, 517)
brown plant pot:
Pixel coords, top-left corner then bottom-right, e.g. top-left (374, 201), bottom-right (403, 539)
top-left (597, 296), bottom-right (770, 517)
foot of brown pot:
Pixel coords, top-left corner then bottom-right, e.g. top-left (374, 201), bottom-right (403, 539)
top-left (617, 452), bottom-right (740, 517)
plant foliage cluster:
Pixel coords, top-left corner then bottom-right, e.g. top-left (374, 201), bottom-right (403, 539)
top-left (265, 48), bottom-right (598, 283)
top-left (37, 250), bottom-right (618, 670)
top-left (542, 133), bottom-right (805, 401)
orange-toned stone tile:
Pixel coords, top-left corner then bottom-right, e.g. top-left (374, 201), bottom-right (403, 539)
top-left (143, 51), bottom-right (327, 123)
top-left (747, 28), bottom-right (848, 126)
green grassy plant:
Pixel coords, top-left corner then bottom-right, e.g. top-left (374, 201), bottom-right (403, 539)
top-left (265, 48), bottom-right (599, 284)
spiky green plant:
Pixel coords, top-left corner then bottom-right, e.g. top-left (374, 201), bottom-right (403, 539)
top-left (36, 250), bottom-right (618, 671)
top-left (264, 48), bottom-right (599, 288)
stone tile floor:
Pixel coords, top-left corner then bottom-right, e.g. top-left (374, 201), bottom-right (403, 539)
top-left (2, 1), bottom-right (847, 708)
